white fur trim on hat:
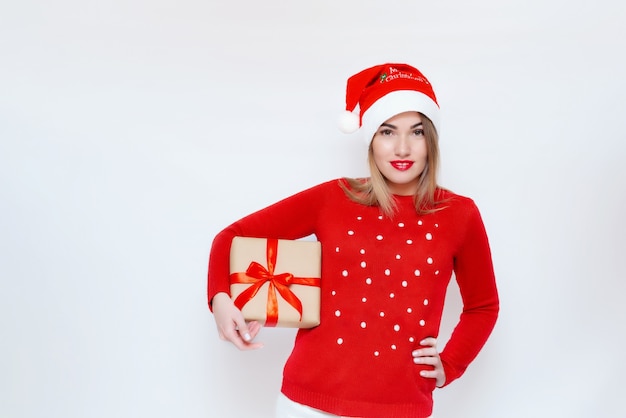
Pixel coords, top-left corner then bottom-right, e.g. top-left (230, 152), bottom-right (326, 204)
top-left (360, 90), bottom-right (440, 144)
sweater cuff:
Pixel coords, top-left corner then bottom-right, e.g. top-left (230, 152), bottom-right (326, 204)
top-left (439, 355), bottom-right (462, 388)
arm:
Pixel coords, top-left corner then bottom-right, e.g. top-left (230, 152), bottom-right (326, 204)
top-left (207, 180), bottom-right (336, 348)
top-left (438, 201), bottom-right (500, 386)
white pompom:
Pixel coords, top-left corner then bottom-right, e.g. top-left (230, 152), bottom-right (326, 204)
top-left (337, 110), bottom-right (360, 134)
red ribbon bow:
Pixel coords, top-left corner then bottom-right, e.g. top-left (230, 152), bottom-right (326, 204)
top-left (230, 238), bottom-right (321, 327)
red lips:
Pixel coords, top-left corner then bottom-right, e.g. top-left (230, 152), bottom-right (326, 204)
top-left (390, 161), bottom-right (414, 171)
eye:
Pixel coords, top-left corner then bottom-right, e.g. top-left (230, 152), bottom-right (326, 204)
top-left (413, 129), bottom-right (425, 136)
top-left (378, 129), bottom-right (394, 136)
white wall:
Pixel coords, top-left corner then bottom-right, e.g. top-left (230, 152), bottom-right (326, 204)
top-left (1, 1), bottom-right (625, 417)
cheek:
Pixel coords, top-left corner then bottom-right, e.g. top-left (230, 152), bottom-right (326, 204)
top-left (372, 154), bottom-right (386, 172)
top-left (416, 142), bottom-right (428, 160)
top-left (371, 142), bottom-right (388, 162)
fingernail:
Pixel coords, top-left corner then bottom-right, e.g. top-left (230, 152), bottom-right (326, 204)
top-left (244, 333), bottom-right (251, 341)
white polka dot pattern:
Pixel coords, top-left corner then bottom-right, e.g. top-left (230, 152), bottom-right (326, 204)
top-left (328, 211), bottom-right (445, 359)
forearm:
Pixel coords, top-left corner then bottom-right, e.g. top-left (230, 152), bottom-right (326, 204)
top-left (439, 299), bottom-right (499, 385)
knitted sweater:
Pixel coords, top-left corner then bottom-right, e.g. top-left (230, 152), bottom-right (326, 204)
top-left (207, 179), bottom-right (499, 418)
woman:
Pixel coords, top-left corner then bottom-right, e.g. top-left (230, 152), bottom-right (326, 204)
top-left (208, 63), bottom-right (499, 418)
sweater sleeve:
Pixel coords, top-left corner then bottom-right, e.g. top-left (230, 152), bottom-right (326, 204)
top-left (207, 180), bottom-right (336, 310)
top-left (439, 200), bottom-right (499, 386)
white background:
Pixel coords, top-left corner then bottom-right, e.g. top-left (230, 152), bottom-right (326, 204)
top-left (1, 1), bottom-right (625, 417)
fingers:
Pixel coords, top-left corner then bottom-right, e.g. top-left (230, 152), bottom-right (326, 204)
top-left (235, 320), bottom-right (262, 345)
top-left (246, 321), bottom-right (262, 340)
top-left (419, 368), bottom-right (443, 385)
top-left (212, 293), bottom-right (264, 350)
top-left (220, 320), bottom-right (264, 351)
top-left (233, 316), bottom-right (253, 342)
top-left (411, 338), bottom-right (438, 360)
top-left (412, 352), bottom-right (439, 366)
top-left (419, 337), bottom-right (437, 347)
top-left (412, 338), bottom-right (446, 387)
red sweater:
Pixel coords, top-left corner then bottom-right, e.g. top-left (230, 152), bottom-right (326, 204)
top-left (208, 179), bottom-right (499, 418)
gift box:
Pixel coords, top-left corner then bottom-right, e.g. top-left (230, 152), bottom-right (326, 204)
top-left (229, 237), bottom-right (321, 328)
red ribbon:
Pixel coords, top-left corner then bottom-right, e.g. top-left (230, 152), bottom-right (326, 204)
top-left (230, 238), bottom-right (321, 327)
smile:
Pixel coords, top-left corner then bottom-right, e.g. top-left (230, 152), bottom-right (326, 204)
top-left (390, 161), bottom-right (414, 171)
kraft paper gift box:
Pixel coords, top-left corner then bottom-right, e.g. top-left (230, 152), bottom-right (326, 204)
top-left (229, 236), bottom-right (321, 328)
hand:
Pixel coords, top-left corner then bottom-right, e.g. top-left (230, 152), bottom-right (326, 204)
top-left (211, 292), bottom-right (263, 350)
top-left (412, 337), bottom-right (446, 387)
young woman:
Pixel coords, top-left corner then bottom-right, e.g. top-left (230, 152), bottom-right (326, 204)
top-left (208, 63), bottom-right (499, 418)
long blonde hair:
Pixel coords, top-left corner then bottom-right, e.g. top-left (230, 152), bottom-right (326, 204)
top-left (340, 112), bottom-right (444, 217)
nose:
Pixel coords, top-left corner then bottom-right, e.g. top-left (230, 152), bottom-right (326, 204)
top-left (394, 135), bottom-right (410, 157)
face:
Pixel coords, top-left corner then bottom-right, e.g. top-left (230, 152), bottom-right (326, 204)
top-left (371, 111), bottom-right (428, 196)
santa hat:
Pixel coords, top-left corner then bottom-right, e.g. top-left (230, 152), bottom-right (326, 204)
top-left (338, 63), bottom-right (440, 144)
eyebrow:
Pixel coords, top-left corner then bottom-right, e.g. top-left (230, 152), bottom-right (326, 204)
top-left (380, 122), bottom-right (423, 129)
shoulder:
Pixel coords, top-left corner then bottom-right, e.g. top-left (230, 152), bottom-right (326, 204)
top-left (284, 178), bottom-right (348, 202)
top-left (435, 188), bottom-right (485, 230)
top-left (436, 188), bottom-right (479, 211)
top-left (282, 178), bottom-right (342, 194)
top-left (301, 178), bottom-right (346, 194)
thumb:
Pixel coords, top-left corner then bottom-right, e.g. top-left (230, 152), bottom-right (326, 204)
top-left (234, 316), bottom-right (253, 342)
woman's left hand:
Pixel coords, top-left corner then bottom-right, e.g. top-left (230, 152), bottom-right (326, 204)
top-left (412, 337), bottom-right (446, 387)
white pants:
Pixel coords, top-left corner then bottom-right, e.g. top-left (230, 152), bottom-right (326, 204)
top-left (275, 393), bottom-right (355, 418)
top-left (275, 393), bottom-right (433, 418)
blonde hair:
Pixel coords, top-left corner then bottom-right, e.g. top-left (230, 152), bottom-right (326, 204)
top-left (340, 113), bottom-right (445, 217)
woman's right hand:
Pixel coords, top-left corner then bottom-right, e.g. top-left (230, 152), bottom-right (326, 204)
top-left (211, 292), bottom-right (264, 350)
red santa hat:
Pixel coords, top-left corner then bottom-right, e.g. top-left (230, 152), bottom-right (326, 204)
top-left (338, 63), bottom-right (440, 144)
